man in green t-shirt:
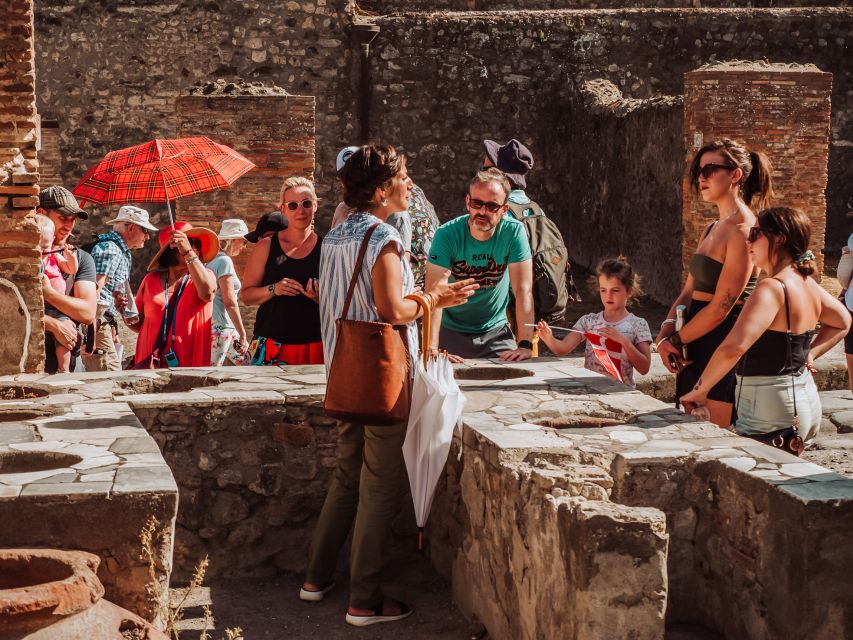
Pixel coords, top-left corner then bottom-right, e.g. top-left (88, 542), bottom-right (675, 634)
top-left (426, 168), bottom-right (534, 361)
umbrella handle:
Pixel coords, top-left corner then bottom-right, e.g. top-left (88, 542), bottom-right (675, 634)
top-left (405, 293), bottom-right (431, 368)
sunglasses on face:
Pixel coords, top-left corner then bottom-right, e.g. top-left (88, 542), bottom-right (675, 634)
top-left (747, 226), bottom-right (769, 243)
top-left (695, 163), bottom-right (737, 180)
top-left (467, 197), bottom-right (505, 214)
top-left (284, 199), bottom-right (314, 211)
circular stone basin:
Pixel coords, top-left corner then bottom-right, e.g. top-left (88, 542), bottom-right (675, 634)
top-left (523, 412), bottom-right (625, 429)
top-left (0, 451), bottom-right (82, 474)
top-left (0, 408), bottom-right (54, 422)
top-left (0, 385), bottom-right (48, 401)
top-left (454, 367), bottom-right (535, 381)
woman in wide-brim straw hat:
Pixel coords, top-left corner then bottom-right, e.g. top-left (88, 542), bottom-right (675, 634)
top-left (119, 221), bottom-right (218, 368)
top-left (208, 219), bottom-right (252, 366)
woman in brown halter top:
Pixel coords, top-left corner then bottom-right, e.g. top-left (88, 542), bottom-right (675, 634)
top-left (656, 138), bottom-right (773, 428)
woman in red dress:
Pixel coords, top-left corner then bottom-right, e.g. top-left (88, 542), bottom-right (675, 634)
top-left (123, 221), bottom-right (218, 368)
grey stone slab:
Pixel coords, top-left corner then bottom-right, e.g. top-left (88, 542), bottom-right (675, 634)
top-left (718, 457), bottom-right (758, 472)
top-left (109, 437), bottom-right (162, 455)
top-left (780, 479), bottom-right (853, 503)
top-left (113, 466), bottom-right (177, 494)
top-left (125, 392), bottom-right (215, 409)
top-left (199, 389), bottom-right (285, 405)
top-left (0, 485), bottom-right (21, 498)
top-left (21, 482), bottom-right (113, 496)
top-left (31, 472), bottom-right (78, 484)
top-left (740, 444), bottom-right (802, 464)
top-left (80, 471), bottom-right (116, 483)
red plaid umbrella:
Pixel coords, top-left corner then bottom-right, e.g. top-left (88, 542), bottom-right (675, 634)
top-left (73, 137), bottom-right (255, 224)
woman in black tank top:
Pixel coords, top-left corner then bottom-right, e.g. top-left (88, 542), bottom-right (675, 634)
top-left (656, 138), bottom-right (773, 428)
top-left (681, 208), bottom-right (849, 444)
top-left (240, 177), bottom-right (324, 365)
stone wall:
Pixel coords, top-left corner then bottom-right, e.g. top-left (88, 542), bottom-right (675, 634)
top-left (130, 390), bottom-right (336, 581)
top-left (32, 5), bottom-right (853, 301)
top-left (683, 62), bottom-right (833, 280)
top-left (612, 453), bottom-right (853, 640)
top-left (367, 8), bottom-right (852, 301)
top-left (362, 1), bottom-right (843, 10)
top-left (33, 0), bottom-right (356, 260)
top-left (0, 0), bottom-right (43, 374)
top-left (566, 80), bottom-right (684, 303)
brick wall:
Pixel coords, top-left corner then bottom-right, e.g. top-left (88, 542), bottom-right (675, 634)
top-left (175, 92), bottom-right (316, 276)
top-left (175, 91), bottom-right (315, 338)
top-left (0, 0), bottom-right (43, 374)
top-left (38, 120), bottom-right (61, 187)
top-left (683, 62), bottom-right (833, 281)
top-left (362, 0), bottom-right (840, 10)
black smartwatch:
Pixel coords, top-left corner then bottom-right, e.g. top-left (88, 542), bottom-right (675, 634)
top-left (267, 284), bottom-right (276, 296)
top-left (669, 332), bottom-right (684, 350)
top-left (518, 340), bottom-right (533, 350)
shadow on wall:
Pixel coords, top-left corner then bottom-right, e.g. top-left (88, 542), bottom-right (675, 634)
top-left (561, 79), bottom-right (684, 304)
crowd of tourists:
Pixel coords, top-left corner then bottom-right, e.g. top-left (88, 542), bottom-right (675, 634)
top-left (31, 135), bottom-right (852, 626)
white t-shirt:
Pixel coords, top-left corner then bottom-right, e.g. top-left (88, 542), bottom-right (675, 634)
top-left (572, 311), bottom-right (652, 388)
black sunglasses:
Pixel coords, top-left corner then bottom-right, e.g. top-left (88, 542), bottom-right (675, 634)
top-left (285, 199), bottom-right (314, 211)
top-left (468, 197), bottom-right (505, 214)
top-left (747, 226), bottom-right (769, 243)
top-left (695, 163), bottom-right (737, 180)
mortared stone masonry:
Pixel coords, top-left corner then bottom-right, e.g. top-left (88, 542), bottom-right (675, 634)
top-left (0, 0), bottom-right (43, 374)
top-left (682, 62), bottom-right (832, 281)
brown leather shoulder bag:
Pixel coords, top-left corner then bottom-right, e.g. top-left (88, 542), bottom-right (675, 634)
top-left (324, 223), bottom-right (412, 425)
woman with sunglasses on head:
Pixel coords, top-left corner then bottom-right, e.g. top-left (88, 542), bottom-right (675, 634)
top-left (241, 176), bottom-right (324, 365)
top-left (657, 138), bottom-right (773, 428)
top-left (681, 208), bottom-right (849, 446)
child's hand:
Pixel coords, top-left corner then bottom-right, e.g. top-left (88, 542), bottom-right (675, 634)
top-left (536, 320), bottom-right (553, 340)
top-left (598, 327), bottom-right (628, 348)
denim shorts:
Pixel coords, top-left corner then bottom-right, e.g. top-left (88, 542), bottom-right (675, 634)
top-left (734, 369), bottom-right (822, 444)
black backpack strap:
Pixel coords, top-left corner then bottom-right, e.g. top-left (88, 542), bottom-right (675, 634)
top-left (506, 200), bottom-right (544, 221)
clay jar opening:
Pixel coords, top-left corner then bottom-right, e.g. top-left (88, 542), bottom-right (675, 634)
top-left (0, 555), bottom-right (75, 590)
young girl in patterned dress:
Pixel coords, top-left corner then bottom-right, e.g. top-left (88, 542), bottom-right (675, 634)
top-left (537, 257), bottom-right (652, 388)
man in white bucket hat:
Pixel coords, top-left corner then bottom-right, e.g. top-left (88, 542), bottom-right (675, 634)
top-left (83, 205), bottom-right (159, 371)
top-left (207, 218), bottom-right (252, 366)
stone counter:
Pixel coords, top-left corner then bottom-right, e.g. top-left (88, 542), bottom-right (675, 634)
top-left (0, 376), bottom-right (177, 625)
top-left (1, 362), bottom-right (852, 639)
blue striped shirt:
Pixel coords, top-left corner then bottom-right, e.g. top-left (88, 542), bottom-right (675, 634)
top-left (89, 231), bottom-right (131, 314)
top-left (319, 212), bottom-right (417, 376)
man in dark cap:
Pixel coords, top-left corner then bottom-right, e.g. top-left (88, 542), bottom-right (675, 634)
top-left (481, 139), bottom-right (576, 323)
top-left (36, 186), bottom-right (98, 373)
top-left (482, 138), bottom-right (542, 217)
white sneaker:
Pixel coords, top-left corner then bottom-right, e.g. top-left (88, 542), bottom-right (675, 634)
top-left (299, 582), bottom-right (335, 602)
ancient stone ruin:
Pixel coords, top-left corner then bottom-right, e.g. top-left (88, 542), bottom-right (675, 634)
top-left (1, 363), bottom-right (851, 638)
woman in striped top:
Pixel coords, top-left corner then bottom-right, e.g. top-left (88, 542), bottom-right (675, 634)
top-left (301, 144), bottom-right (477, 627)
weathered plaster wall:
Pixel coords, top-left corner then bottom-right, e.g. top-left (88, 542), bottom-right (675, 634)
top-left (1, 0), bottom-right (43, 374)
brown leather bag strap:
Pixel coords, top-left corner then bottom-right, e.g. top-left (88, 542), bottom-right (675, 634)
top-left (405, 293), bottom-right (432, 367)
top-left (339, 223), bottom-right (380, 321)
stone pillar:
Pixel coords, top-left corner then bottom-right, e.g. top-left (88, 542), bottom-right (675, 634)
top-left (175, 85), bottom-right (316, 276)
top-left (0, 0), bottom-right (43, 374)
top-left (683, 62), bottom-right (833, 280)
